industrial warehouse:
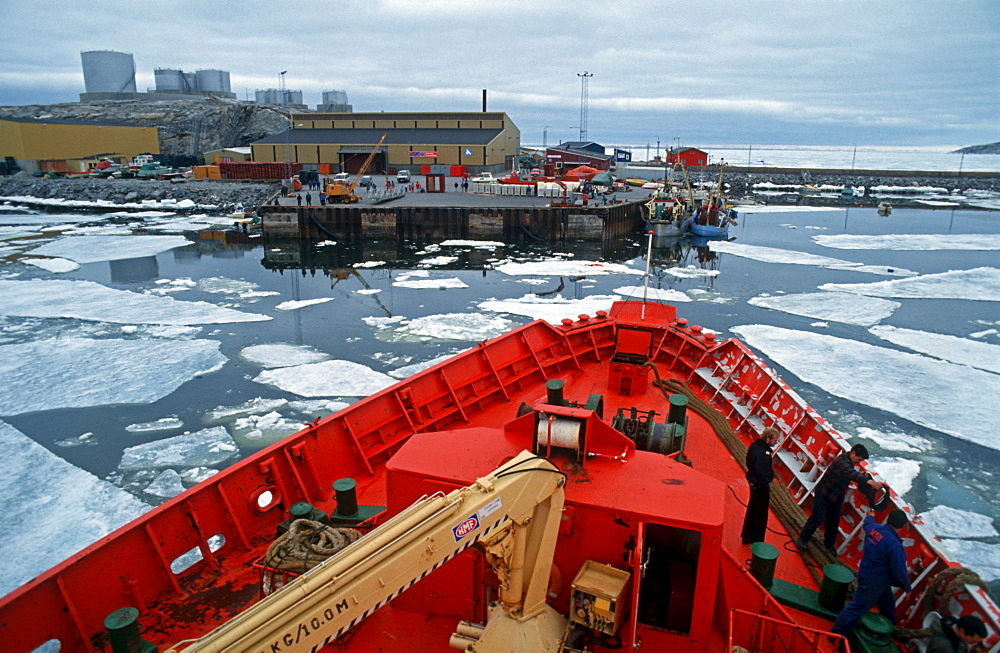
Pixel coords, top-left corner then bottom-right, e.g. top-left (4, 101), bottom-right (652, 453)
top-left (251, 111), bottom-right (521, 176)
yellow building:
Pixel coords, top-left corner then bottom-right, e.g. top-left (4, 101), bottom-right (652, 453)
top-left (0, 117), bottom-right (159, 173)
top-left (251, 111), bottom-right (520, 175)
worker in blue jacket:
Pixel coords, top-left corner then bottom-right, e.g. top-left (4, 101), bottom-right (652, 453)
top-left (831, 508), bottom-right (912, 637)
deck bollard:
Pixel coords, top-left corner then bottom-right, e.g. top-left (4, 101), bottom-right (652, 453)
top-left (818, 563), bottom-right (855, 612)
top-left (748, 541), bottom-right (778, 589)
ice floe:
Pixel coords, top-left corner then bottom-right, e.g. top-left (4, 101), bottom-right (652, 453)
top-left (820, 267), bottom-right (1000, 301)
top-left (495, 259), bottom-right (644, 277)
top-left (709, 242), bottom-right (915, 276)
top-left (205, 397), bottom-right (290, 423)
top-left (938, 539), bottom-right (1000, 581)
top-left (418, 256), bottom-right (459, 267)
top-left (814, 234), bottom-right (1000, 250)
top-left (230, 411), bottom-right (306, 448)
top-left (919, 506), bottom-right (998, 540)
top-left (389, 354), bottom-right (457, 379)
top-left (869, 325), bottom-right (1000, 374)
top-left (748, 292), bottom-right (900, 326)
top-left (659, 265), bottom-right (721, 279)
top-left (239, 343), bottom-right (330, 368)
top-left (21, 257), bottom-right (80, 273)
top-left (0, 337), bottom-right (226, 416)
top-left (393, 277), bottom-right (469, 289)
top-left (439, 239), bottom-right (505, 249)
top-left (731, 205), bottom-right (842, 214)
top-left (380, 313), bottom-right (518, 342)
top-left (275, 297), bottom-right (335, 311)
top-left (0, 419), bottom-right (150, 596)
top-left (126, 417), bottom-right (185, 434)
top-left (144, 470), bottom-right (186, 499)
top-left (870, 456), bottom-right (920, 496)
top-left (730, 325), bottom-right (1000, 451)
top-left (612, 286), bottom-right (692, 302)
top-left (0, 279), bottom-right (271, 324)
top-left (119, 426), bottom-right (239, 471)
top-left (27, 234), bottom-right (192, 264)
top-left (254, 360), bottom-right (396, 397)
top-left (854, 426), bottom-right (933, 454)
top-left (478, 294), bottom-right (624, 324)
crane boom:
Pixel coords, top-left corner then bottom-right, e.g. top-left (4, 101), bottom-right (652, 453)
top-left (170, 450), bottom-right (566, 653)
top-left (324, 133), bottom-right (387, 203)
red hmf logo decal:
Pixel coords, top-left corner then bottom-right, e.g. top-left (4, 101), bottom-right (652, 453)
top-left (453, 514), bottom-right (480, 541)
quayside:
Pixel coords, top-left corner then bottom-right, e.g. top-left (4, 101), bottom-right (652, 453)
top-left (0, 300), bottom-right (996, 652)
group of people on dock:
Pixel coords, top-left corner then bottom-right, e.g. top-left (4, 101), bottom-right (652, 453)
top-left (740, 429), bottom-right (987, 650)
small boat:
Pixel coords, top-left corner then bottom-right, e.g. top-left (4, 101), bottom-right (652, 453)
top-left (1, 263), bottom-right (997, 651)
top-left (877, 201), bottom-right (893, 216)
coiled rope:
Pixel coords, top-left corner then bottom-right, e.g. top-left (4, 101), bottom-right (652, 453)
top-left (260, 519), bottom-right (362, 595)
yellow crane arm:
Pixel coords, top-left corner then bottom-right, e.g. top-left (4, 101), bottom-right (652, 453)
top-left (345, 132), bottom-right (387, 195)
top-left (171, 450), bottom-right (566, 653)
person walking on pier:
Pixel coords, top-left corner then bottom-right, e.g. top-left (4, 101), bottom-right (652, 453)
top-left (741, 427), bottom-right (780, 545)
top-left (797, 443), bottom-right (885, 556)
top-left (305, 192), bottom-right (312, 206)
top-left (831, 509), bottom-right (911, 637)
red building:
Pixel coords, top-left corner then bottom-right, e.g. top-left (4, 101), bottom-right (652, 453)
top-left (666, 147), bottom-right (708, 167)
top-left (545, 143), bottom-right (613, 175)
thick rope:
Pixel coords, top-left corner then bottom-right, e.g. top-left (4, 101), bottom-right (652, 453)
top-left (648, 370), bottom-right (837, 586)
top-left (263, 519), bottom-right (361, 574)
top-left (648, 367), bottom-right (992, 644)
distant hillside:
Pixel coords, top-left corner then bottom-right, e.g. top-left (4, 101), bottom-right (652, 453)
top-left (0, 96), bottom-right (298, 158)
top-left (954, 142), bottom-right (1000, 154)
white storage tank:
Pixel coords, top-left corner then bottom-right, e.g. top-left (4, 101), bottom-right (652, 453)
top-left (154, 68), bottom-right (188, 91)
top-left (80, 50), bottom-right (137, 93)
top-left (194, 69), bottom-right (231, 93)
top-left (322, 90), bottom-right (349, 105)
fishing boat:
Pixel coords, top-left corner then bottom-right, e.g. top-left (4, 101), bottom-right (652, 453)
top-left (1, 262), bottom-right (997, 651)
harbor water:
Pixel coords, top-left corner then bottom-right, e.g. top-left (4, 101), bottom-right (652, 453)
top-left (0, 194), bottom-right (998, 599)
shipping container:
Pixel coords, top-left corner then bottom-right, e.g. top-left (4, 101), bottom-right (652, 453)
top-left (449, 166), bottom-right (467, 177)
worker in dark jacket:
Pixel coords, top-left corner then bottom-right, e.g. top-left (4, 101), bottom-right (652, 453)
top-left (798, 443), bottom-right (885, 556)
top-left (741, 427), bottom-right (780, 545)
top-left (927, 614), bottom-right (987, 652)
top-left (831, 509), bottom-right (912, 636)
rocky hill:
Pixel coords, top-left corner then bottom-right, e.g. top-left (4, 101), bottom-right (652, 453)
top-left (0, 96), bottom-right (295, 159)
top-left (954, 141), bottom-right (1000, 154)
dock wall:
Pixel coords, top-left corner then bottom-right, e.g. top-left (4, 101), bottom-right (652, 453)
top-left (259, 201), bottom-right (644, 242)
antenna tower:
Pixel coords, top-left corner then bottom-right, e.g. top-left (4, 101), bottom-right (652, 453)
top-left (577, 71), bottom-right (593, 141)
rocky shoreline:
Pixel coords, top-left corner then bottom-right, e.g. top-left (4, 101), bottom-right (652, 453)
top-left (0, 174), bottom-right (278, 214)
top-left (2, 169), bottom-right (999, 214)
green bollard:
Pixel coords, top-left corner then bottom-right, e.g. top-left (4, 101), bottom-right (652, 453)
top-left (818, 564), bottom-right (855, 612)
top-left (853, 613), bottom-right (897, 652)
top-left (748, 541), bottom-right (779, 589)
top-left (104, 607), bottom-right (156, 653)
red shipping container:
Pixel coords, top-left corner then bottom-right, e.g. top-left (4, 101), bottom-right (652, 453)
top-left (450, 166), bottom-right (466, 177)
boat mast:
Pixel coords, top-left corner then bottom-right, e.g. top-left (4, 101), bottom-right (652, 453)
top-left (642, 230), bottom-right (653, 319)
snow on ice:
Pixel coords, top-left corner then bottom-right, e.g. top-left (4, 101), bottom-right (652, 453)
top-left (869, 325), bottom-right (1000, 374)
top-left (709, 241), bottom-right (916, 276)
top-left (731, 325), bottom-right (1000, 451)
top-left (275, 297), bottom-right (335, 310)
top-left (118, 426), bottom-right (239, 471)
top-left (495, 259), bottom-right (644, 277)
top-left (478, 294), bottom-right (624, 324)
top-left (239, 343), bottom-right (330, 368)
top-left (0, 337), bottom-right (227, 416)
top-left (0, 279), bottom-right (271, 325)
top-left (814, 234), bottom-right (1000, 251)
top-left (254, 360), bottom-right (396, 397)
top-left (919, 505), bottom-right (998, 540)
top-left (27, 234), bottom-right (192, 264)
top-left (820, 267), bottom-right (1000, 302)
top-left (0, 419), bottom-right (149, 596)
top-left (748, 292), bottom-right (901, 326)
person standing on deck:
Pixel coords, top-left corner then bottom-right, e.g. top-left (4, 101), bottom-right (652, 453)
top-left (831, 509), bottom-right (912, 637)
top-left (797, 443), bottom-right (885, 556)
top-left (742, 427), bottom-right (780, 545)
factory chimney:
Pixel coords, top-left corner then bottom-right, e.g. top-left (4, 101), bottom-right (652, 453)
top-left (482, 89), bottom-right (487, 112)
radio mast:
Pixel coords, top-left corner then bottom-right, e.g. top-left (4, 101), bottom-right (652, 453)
top-left (577, 71), bottom-right (593, 141)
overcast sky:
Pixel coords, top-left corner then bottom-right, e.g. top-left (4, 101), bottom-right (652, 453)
top-left (1, 0), bottom-right (996, 148)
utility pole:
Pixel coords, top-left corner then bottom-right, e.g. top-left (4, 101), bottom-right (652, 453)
top-left (577, 71), bottom-right (592, 142)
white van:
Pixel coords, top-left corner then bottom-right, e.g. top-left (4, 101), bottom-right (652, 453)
top-left (396, 169), bottom-right (411, 183)
top-left (331, 172), bottom-right (350, 183)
